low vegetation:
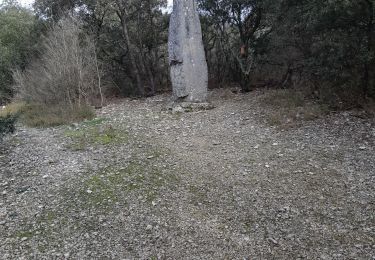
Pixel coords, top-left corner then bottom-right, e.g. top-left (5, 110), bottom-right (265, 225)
top-left (0, 102), bottom-right (23, 139)
top-left (1, 0), bottom-right (373, 110)
top-left (1, 101), bottom-right (95, 130)
top-left (21, 104), bottom-right (95, 128)
top-left (64, 122), bottom-right (128, 151)
top-left (0, 113), bottom-right (17, 140)
top-left (12, 16), bottom-right (103, 107)
top-left (260, 89), bottom-right (330, 128)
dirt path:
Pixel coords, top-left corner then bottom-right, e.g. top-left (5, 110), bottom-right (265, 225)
top-left (1, 90), bottom-right (374, 259)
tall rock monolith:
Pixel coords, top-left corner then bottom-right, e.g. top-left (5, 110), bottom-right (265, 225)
top-left (168, 0), bottom-right (208, 103)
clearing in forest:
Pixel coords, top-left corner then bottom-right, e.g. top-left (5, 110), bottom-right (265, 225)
top-left (0, 90), bottom-right (374, 259)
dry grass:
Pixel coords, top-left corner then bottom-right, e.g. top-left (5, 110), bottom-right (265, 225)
top-left (260, 89), bottom-right (305, 108)
top-left (2, 101), bottom-right (95, 128)
top-left (260, 89), bottom-right (330, 128)
top-left (21, 104), bottom-right (95, 128)
top-left (0, 101), bottom-right (27, 117)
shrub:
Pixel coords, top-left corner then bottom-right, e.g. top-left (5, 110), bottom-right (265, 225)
top-left (12, 15), bottom-right (104, 107)
top-left (0, 101), bottom-right (27, 116)
top-left (0, 114), bottom-right (17, 140)
top-left (0, 2), bottom-right (37, 104)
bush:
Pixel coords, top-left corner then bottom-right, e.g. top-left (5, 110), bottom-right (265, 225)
top-left (0, 2), bottom-right (37, 104)
top-left (12, 15), bottom-right (104, 107)
top-left (0, 114), bottom-right (17, 140)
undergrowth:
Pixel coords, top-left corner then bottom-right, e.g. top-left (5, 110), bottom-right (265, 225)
top-left (260, 89), bottom-right (330, 128)
top-left (1, 101), bottom-right (95, 128)
top-left (0, 114), bottom-right (17, 140)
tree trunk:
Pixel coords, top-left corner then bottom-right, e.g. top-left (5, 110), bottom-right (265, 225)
top-left (119, 12), bottom-right (144, 96)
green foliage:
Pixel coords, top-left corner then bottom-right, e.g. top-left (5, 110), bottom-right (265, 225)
top-left (199, 0), bottom-right (374, 104)
top-left (0, 1), bottom-right (38, 103)
top-left (1, 0), bottom-right (372, 107)
top-left (274, 0), bottom-right (374, 104)
top-left (13, 16), bottom-right (103, 107)
top-left (34, 0), bottom-right (169, 97)
top-left (198, 0), bottom-right (267, 91)
top-left (64, 123), bottom-right (128, 151)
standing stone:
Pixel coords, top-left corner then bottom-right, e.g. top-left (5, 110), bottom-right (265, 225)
top-left (168, 0), bottom-right (208, 103)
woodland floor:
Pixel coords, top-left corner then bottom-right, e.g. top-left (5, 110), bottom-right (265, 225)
top-left (0, 89), bottom-right (374, 259)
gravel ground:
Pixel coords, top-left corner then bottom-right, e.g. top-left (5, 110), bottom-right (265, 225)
top-left (0, 90), bottom-right (374, 259)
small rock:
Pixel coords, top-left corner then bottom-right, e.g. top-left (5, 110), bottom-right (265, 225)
top-left (172, 106), bottom-right (184, 114)
top-left (146, 225), bottom-right (153, 230)
top-left (268, 237), bottom-right (279, 245)
top-left (16, 186), bottom-right (30, 194)
top-left (86, 189), bottom-right (93, 194)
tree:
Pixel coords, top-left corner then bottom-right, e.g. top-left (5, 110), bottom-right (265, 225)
top-left (278, 0), bottom-right (375, 104)
top-left (13, 16), bottom-right (103, 107)
top-left (198, 0), bottom-right (268, 91)
top-left (0, 1), bottom-right (38, 104)
top-left (35, 0), bottom-right (169, 97)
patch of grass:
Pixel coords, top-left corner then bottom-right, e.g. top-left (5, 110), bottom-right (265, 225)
top-left (81, 174), bottom-right (117, 207)
top-left (14, 229), bottom-right (38, 239)
top-left (0, 101), bottom-right (27, 117)
top-left (64, 124), bottom-right (128, 150)
top-left (260, 89), bottom-right (330, 128)
top-left (2, 102), bottom-right (96, 128)
top-left (19, 103), bottom-right (95, 128)
top-left (260, 89), bottom-right (305, 109)
top-left (76, 161), bottom-right (180, 209)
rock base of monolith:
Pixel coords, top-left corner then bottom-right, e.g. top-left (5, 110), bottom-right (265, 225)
top-left (166, 101), bottom-right (215, 114)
